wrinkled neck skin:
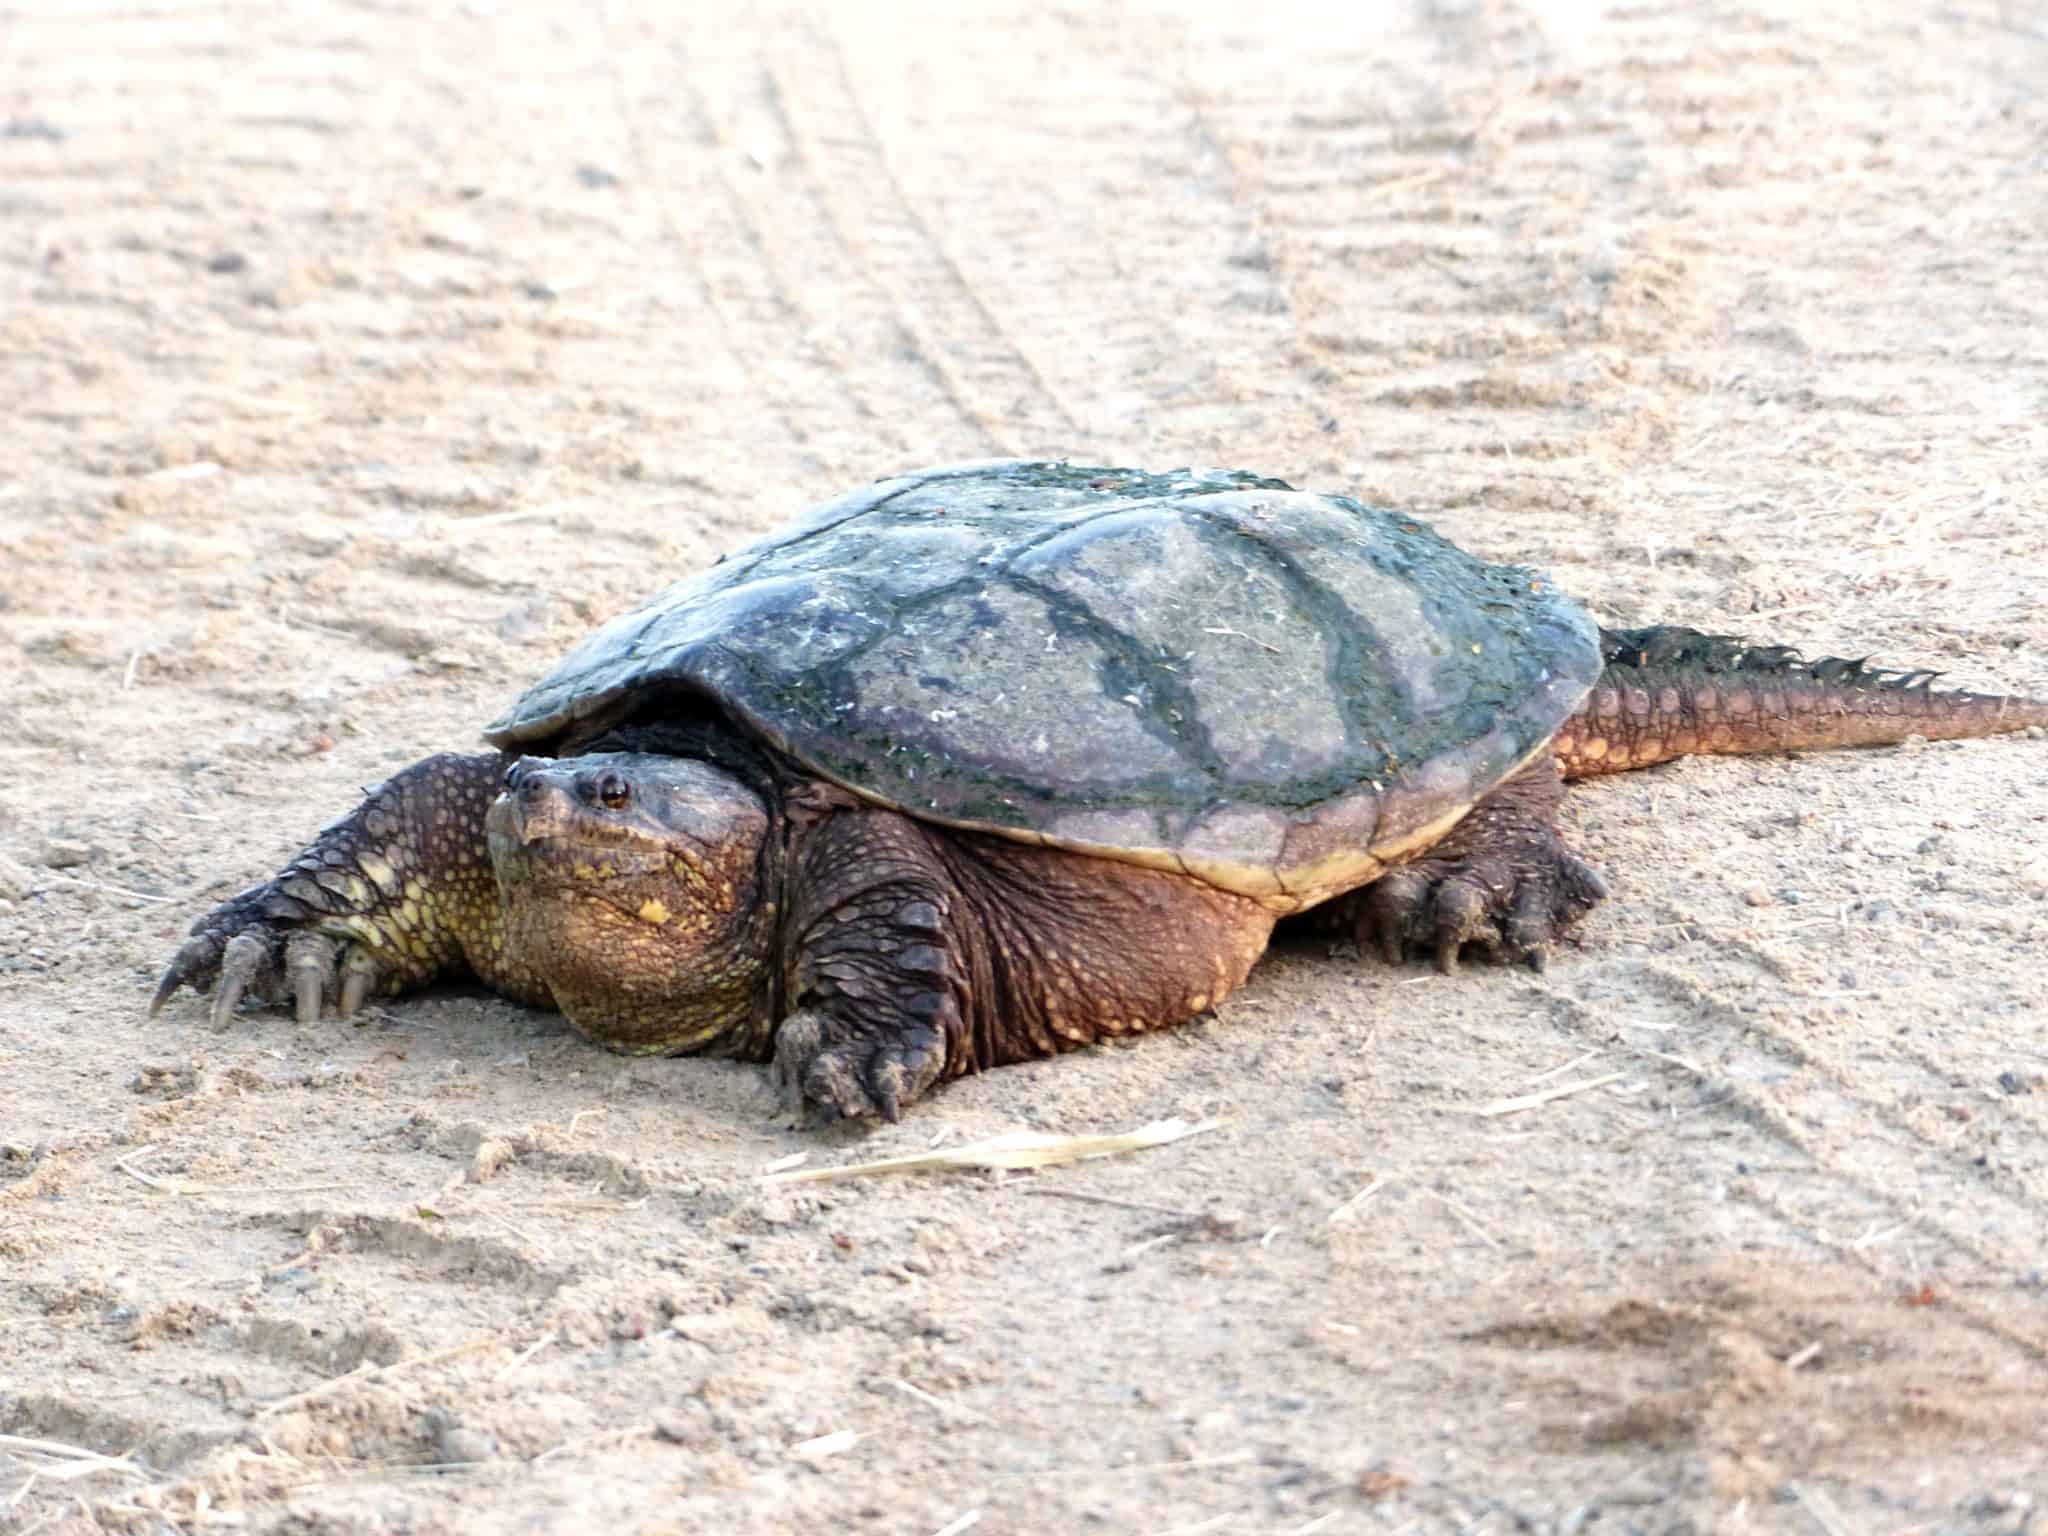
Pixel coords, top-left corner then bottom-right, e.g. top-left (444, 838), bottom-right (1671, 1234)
top-left (484, 750), bottom-right (786, 1057)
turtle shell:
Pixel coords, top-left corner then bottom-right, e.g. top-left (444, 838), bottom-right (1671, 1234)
top-left (485, 460), bottom-right (1602, 910)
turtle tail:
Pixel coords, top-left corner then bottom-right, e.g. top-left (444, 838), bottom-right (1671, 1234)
top-left (1552, 624), bottom-right (2048, 780)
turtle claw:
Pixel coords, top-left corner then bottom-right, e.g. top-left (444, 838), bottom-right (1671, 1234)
top-left (770, 1009), bottom-right (944, 1124)
top-left (771, 1011), bottom-right (820, 1115)
top-left (338, 950), bottom-right (379, 1019)
top-left (152, 892), bottom-right (391, 1029)
top-left (1361, 870), bottom-right (1427, 966)
top-left (1428, 878), bottom-right (1496, 972)
top-left (869, 1073), bottom-right (905, 1127)
top-left (211, 932), bottom-right (276, 1029)
top-left (287, 931), bottom-right (336, 1024)
top-left (153, 932), bottom-right (222, 1016)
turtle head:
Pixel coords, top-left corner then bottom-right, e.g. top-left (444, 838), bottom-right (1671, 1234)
top-left (484, 753), bottom-right (774, 1053)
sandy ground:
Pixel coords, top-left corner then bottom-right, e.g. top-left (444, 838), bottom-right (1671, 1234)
top-left (3, 1), bottom-right (2047, 1532)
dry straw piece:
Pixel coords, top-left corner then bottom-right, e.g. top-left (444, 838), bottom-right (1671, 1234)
top-left (1473, 1072), bottom-right (1625, 1118)
top-left (789, 1430), bottom-right (861, 1460)
top-left (759, 1118), bottom-right (1224, 1186)
top-left (0, 1432), bottom-right (147, 1488)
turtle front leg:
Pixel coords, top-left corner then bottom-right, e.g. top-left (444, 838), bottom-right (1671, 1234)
top-left (154, 752), bottom-right (549, 1025)
top-left (769, 798), bottom-right (1281, 1123)
top-left (1331, 752), bottom-right (1608, 972)
top-left (771, 808), bottom-right (966, 1123)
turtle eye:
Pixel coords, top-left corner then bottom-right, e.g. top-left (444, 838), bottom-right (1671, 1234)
top-left (596, 772), bottom-right (631, 810)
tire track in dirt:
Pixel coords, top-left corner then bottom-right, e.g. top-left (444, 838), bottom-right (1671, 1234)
top-left (1452, 1260), bottom-right (2048, 1502)
top-left (825, 8), bottom-right (1305, 455)
top-left (0, 995), bottom-right (664, 1493)
top-left (1, 3), bottom-right (685, 771)
top-left (788, 17), bottom-right (1083, 454)
top-left (607, 38), bottom-right (845, 471)
top-left (680, 53), bottom-right (992, 460)
top-left (1558, 0), bottom-right (2048, 644)
top-left (0, 1089), bottom-right (645, 1493)
top-left (1150, 0), bottom-right (1710, 570)
top-left (607, 10), bottom-right (1079, 474)
top-left (1535, 938), bottom-right (2048, 1363)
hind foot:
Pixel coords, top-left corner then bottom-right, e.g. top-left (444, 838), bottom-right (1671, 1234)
top-left (1334, 753), bottom-right (1607, 972)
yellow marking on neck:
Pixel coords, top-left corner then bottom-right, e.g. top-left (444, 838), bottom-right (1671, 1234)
top-left (637, 898), bottom-right (671, 925)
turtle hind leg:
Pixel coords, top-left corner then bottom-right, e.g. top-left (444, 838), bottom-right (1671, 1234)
top-left (1316, 753), bottom-right (1607, 973)
top-left (1555, 624), bottom-right (2048, 778)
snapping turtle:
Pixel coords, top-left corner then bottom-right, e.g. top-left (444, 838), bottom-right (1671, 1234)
top-left (155, 461), bottom-right (2045, 1120)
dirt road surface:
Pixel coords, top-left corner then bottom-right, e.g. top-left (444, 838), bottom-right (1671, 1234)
top-left (4, 2), bottom-right (2046, 1532)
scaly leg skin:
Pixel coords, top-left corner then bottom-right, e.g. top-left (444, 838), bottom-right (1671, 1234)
top-left (153, 752), bottom-right (550, 1027)
top-left (769, 807), bottom-right (963, 1124)
top-left (1332, 752), bottom-right (1608, 973)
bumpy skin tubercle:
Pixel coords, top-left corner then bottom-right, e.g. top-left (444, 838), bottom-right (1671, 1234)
top-left (153, 753), bottom-right (550, 1025)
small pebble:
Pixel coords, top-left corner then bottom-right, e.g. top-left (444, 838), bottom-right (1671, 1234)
top-left (2, 116), bottom-right (65, 141)
top-left (129, 1062), bottom-right (199, 1099)
top-left (425, 1408), bottom-right (499, 1464)
top-left (1742, 886), bottom-right (1773, 908)
top-left (1921, 902), bottom-right (1968, 931)
top-left (438, 1425), bottom-right (499, 1464)
top-left (1998, 1071), bottom-right (2030, 1096)
top-left (40, 837), bottom-right (93, 868)
top-left (206, 250), bottom-right (248, 274)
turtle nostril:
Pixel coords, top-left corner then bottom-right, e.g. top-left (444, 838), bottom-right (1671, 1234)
top-left (507, 757), bottom-right (549, 802)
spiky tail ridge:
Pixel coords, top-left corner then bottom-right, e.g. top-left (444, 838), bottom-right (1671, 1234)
top-left (1552, 625), bottom-right (2048, 780)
